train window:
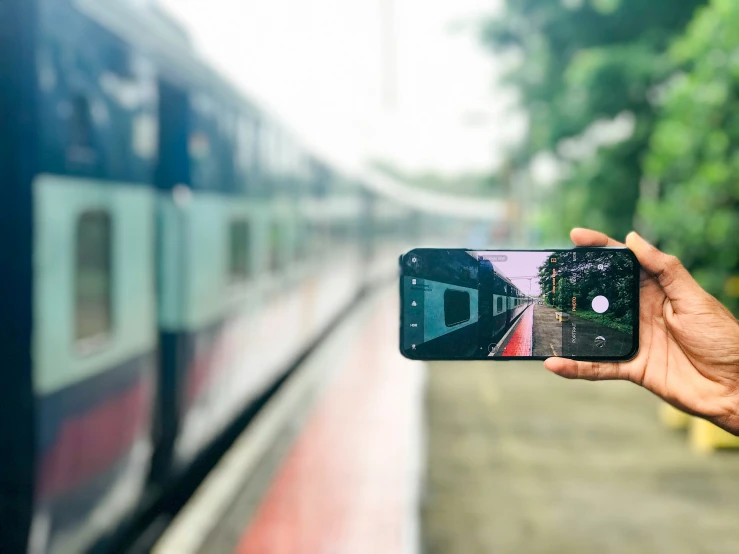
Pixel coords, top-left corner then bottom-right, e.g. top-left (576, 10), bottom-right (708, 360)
top-left (260, 124), bottom-right (279, 173)
top-left (313, 221), bottom-right (330, 257)
top-left (229, 220), bottom-right (251, 282)
top-left (295, 221), bottom-right (309, 260)
top-left (71, 95), bottom-right (93, 148)
top-left (269, 222), bottom-right (282, 272)
top-left (236, 116), bottom-right (258, 173)
top-left (75, 211), bottom-right (112, 346)
top-left (497, 296), bottom-right (504, 313)
top-left (444, 289), bottom-right (470, 327)
top-left (107, 42), bottom-right (132, 77)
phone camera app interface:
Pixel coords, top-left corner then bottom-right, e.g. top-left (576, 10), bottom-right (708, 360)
top-left (401, 249), bottom-right (637, 359)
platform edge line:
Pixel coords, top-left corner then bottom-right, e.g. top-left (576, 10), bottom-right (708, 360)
top-left (152, 287), bottom-right (388, 554)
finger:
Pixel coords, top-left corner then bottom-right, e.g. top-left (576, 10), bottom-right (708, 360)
top-left (544, 357), bottom-right (627, 381)
top-left (570, 228), bottom-right (650, 285)
top-left (570, 228), bottom-right (625, 248)
top-left (625, 232), bottom-right (703, 303)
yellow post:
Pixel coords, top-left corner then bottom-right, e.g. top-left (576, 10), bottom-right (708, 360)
top-left (689, 417), bottom-right (739, 454)
top-left (658, 403), bottom-right (690, 430)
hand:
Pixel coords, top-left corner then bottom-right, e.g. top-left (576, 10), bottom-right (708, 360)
top-left (544, 228), bottom-right (739, 435)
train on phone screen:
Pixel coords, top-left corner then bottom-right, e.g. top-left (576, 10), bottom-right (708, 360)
top-left (478, 256), bottom-right (533, 349)
top-left (400, 250), bottom-right (533, 358)
top-left (0, 1), bottom-right (490, 552)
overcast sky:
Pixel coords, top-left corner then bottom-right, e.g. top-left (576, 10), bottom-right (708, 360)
top-left (158, 0), bottom-right (525, 175)
top-left (471, 251), bottom-right (552, 295)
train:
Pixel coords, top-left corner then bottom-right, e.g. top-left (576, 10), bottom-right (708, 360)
top-left (401, 250), bottom-right (532, 358)
top-left (0, 0), bottom-right (483, 552)
top-left (478, 256), bottom-right (533, 352)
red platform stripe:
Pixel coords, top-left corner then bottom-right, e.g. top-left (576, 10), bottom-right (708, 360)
top-left (235, 295), bottom-right (419, 554)
top-left (502, 306), bottom-right (534, 356)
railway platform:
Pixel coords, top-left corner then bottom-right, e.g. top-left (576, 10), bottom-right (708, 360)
top-left (153, 285), bottom-right (422, 554)
top-left (493, 302), bottom-right (635, 358)
top-left (424, 361), bottom-right (739, 553)
top-left (153, 285), bottom-right (739, 554)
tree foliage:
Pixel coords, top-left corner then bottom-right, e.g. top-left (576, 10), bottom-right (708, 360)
top-left (483, 0), bottom-right (705, 239)
top-left (642, 0), bottom-right (739, 313)
top-left (537, 249), bottom-right (635, 332)
top-left (482, 0), bottom-right (739, 314)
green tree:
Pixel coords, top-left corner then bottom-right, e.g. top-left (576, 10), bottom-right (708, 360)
top-left (642, 0), bottom-right (739, 314)
top-left (537, 250), bottom-right (635, 332)
top-left (483, 0), bottom-right (705, 239)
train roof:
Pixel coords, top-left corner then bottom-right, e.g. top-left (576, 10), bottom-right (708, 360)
top-left (358, 169), bottom-right (507, 220)
top-left (73, 0), bottom-right (512, 216)
top-left (492, 268), bottom-right (526, 295)
top-left (72, 0), bottom-right (332, 167)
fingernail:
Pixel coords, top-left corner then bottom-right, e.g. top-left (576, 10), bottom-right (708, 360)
top-left (628, 231), bottom-right (650, 246)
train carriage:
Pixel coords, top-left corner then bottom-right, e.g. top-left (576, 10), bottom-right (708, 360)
top-left (402, 250), bottom-right (480, 358)
top-left (401, 250), bottom-right (533, 359)
top-left (478, 259), bottom-right (532, 352)
top-left (0, 1), bottom-right (385, 552)
top-left (0, 0), bottom-right (467, 552)
top-left (1, 0), bottom-right (163, 551)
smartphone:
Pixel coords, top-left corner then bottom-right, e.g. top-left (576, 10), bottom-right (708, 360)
top-left (399, 248), bottom-right (639, 361)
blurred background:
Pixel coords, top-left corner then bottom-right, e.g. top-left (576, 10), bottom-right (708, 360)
top-left (1, 0), bottom-right (739, 553)
top-left (165, 0), bottom-right (739, 313)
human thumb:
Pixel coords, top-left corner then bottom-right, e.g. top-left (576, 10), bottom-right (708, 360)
top-left (625, 232), bottom-right (703, 304)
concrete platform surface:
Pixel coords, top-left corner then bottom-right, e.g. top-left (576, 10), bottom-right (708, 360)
top-left (423, 361), bottom-right (739, 554)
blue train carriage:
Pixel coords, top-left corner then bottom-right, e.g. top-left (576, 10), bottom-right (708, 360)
top-left (161, 118), bottom-right (368, 471)
top-left (402, 250), bottom-right (480, 358)
top-left (122, 0), bottom-right (364, 485)
top-left (0, 0), bottom-right (368, 552)
top-left (0, 0), bottom-right (166, 551)
top-left (325, 171), bottom-right (371, 316)
top-left (158, 92), bottom-right (300, 470)
top-left (478, 259), bottom-right (532, 350)
top-left (365, 197), bottom-right (420, 283)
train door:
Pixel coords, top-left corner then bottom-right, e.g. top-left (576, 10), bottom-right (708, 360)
top-left (152, 79), bottom-right (253, 477)
top-left (504, 285), bottom-right (511, 327)
top-left (150, 79), bottom-right (190, 482)
top-left (477, 259), bottom-right (496, 344)
top-left (0, 1), bottom-right (37, 551)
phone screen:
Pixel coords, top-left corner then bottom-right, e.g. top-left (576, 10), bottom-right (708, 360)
top-left (399, 248), bottom-right (639, 361)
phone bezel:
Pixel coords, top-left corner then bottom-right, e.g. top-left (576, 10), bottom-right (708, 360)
top-left (399, 247), bottom-right (640, 362)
